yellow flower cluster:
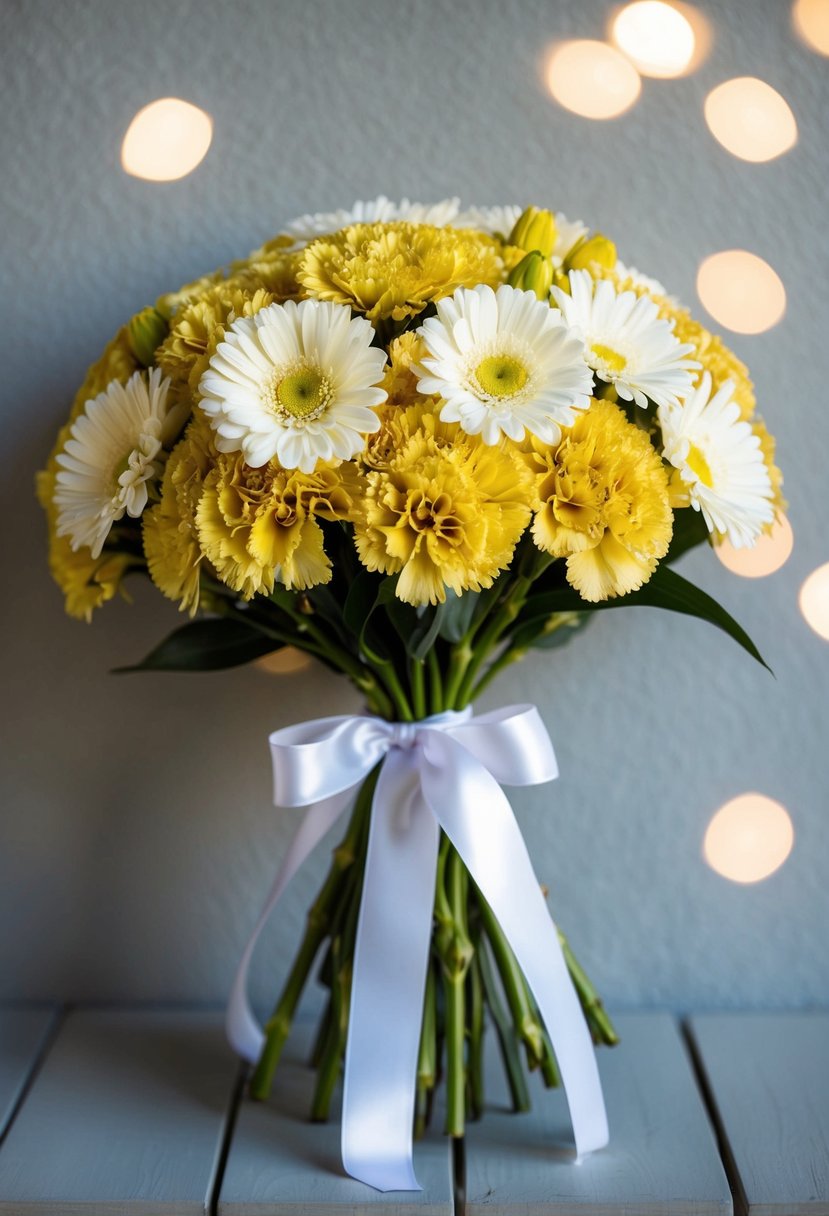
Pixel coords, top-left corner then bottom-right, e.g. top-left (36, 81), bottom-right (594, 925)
top-left (39, 201), bottom-right (782, 625)
top-left (297, 222), bottom-right (510, 321)
top-left (526, 401), bottom-right (673, 601)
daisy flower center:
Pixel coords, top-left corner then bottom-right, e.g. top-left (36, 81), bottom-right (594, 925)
top-left (589, 342), bottom-right (628, 375)
top-left (265, 362), bottom-right (333, 424)
top-left (686, 441), bottom-right (715, 488)
top-left (474, 354), bottom-right (529, 400)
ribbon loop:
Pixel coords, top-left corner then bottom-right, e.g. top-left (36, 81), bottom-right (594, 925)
top-left (227, 704), bottom-right (608, 1193)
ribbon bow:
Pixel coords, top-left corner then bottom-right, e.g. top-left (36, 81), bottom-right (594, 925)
top-left (227, 704), bottom-right (608, 1192)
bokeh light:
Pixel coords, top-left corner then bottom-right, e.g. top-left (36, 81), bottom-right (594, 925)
top-left (704, 794), bottom-right (794, 884)
top-left (696, 250), bottom-right (786, 335)
top-left (799, 562), bottom-right (829, 641)
top-left (121, 98), bottom-right (213, 181)
top-left (793, 0), bottom-right (829, 54)
top-left (704, 77), bottom-right (797, 162)
top-left (546, 41), bottom-right (641, 119)
top-left (716, 515), bottom-right (794, 578)
top-left (256, 648), bottom-right (314, 676)
top-left (611, 1), bottom-right (696, 77)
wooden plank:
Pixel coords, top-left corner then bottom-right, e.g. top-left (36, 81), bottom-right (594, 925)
top-left (0, 1006), bottom-right (58, 1140)
top-left (689, 1012), bottom-right (829, 1216)
top-left (0, 1008), bottom-right (240, 1215)
top-left (463, 1012), bottom-right (732, 1216)
top-left (218, 1022), bottom-right (454, 1215)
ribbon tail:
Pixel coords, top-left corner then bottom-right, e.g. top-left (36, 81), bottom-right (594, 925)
top-left (226, 790), bottom-right (355, 1063)
top-left (341, 749), bottom-right (439, 1192)
top-left (421, 732), bottom-right (609, 1158)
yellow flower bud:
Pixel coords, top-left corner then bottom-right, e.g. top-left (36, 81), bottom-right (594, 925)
top-left (565, 234), bottom-right (617, 273)
top-left (508, 206), bottom-right (557, 258)
top-left (507, 251), bottom-right (553, 300)
top-left (128, 307), bottom-right (169, 367)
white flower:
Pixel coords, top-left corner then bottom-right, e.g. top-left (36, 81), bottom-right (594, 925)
top-left (552, 270), bottom-right (698, 408)
top-left (198, 299), bottom-right (387, 473)
top-left (658, 372), bottom-right (774, 547)
top-left (54, 368), bottom-right (175, 558)
top-left (283, 197), bottom-right (462, 244)
top-left (615, 260), bottom-right (669, 299)
top-left (416, 283), bottom-right (594, 445)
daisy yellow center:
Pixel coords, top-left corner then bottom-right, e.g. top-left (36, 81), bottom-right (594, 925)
top-left (686, 442), bottom-right (714, 488)
top-left (265, 363), bottom-right (332, 423)
top-left (475, 354), bottom-right (528, 399)
top-left (590, 343), bottom-right (627, 373)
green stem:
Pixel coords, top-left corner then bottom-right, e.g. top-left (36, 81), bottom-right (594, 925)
top-left (467, 941), bottom-right (485, 1120)
top-left (559, 930), bottom-right (619, 1046)
top-left (249, 767), bottom-right (378, 1100)
top-left (442, 848), bottom-right (471, 1137)
top-left (476, 888), bottom-right (544, 1067)
top-left (415, 961), bottom-right (438, 1139)
top-left (453, 576), bottom-right (533, 708)
top-left (410, 658), bottom-right (427, 721)
top-left (469, 643), bottom-right (527, 702)
top-left (476, 935), bottom-right (531, 1113)
top-left (427, 649), bottom-right (444, 715)
top-left (374, 659), bottom-right (415, 721)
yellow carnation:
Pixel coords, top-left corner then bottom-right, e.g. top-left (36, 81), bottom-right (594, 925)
top-left (196, 454), bottom-right (358, 599)
top-left (658, 300), bottom-right (756, 421)
top-left (752, 416), bottom-right (786, 531)
top-left (382, 332), bottom-right (429, 406)
top-left (156, 284), bottom-right (274, 397)
top-left (528, 400), bottom-right (673, 601)
top-left (297, 222), bottom-right (506, 321)
top-left (354, 418), bottom-right (532, 605)
top-left (142, 417), bottom-right (215, 614)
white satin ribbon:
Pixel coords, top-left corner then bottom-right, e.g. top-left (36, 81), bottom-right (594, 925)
top-left (227, 704), bottom-right (608, 1192)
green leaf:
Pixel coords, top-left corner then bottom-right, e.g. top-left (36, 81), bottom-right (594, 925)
top-left (343, 571), bottom-right (394, 663)
top-left (437, 589), bottom-right (480, 644)
top-left (666, 507), bottom-right (710, 564)
top-left (513, 564), bottom-right (770, 671)
top-left (517, 612), bottom-right (593, 652)
top-left (113, 617), bottom-right (282, 673)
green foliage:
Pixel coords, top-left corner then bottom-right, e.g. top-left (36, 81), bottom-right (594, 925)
top-left (113, 616), bottom-right (281, 673)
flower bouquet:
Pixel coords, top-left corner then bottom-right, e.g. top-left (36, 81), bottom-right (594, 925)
top-left (39, 198), bottom-right (781, 1189)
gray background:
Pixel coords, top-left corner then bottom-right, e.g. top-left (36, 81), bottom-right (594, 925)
top-left (1, 0), bottom-right (827, 1016)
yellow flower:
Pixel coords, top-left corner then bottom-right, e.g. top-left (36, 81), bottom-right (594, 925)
top-left (196, 453), bottom-right (358, 598)
top-left (381, 332), bottom-right (430, 406)
top-left (528, 400), bottom-right (673, 601)
top-left (657, 299), bottom-right (756, 421)
top-left (156, 284), bottom-right (275, 397)
top-left (354, 415), bottom-right (532, 605)
top-left (360, 400), bottom-right (451, 472)
top-left (143, 416), bottom-right (215, 614)
top-left (297, 222), bottom-right (507, 321)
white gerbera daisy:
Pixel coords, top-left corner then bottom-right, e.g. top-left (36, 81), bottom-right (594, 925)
top-left (416, 283), bottom-right (594, 445)
top-left (552, 270), bottom-right (699, 409)
top-left (658, 372), bottom-right (774, 547)
top-left (54, 368), bottom-right (175, 558)
top-left (283, 197), bottom-right (462, 244)
top-left (198, 299), bottom-right (387, 473)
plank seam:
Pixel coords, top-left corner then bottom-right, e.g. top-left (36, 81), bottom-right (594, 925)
top-left (208, 1060), bottom-right (250, 1216)
top-left (0, 1004), bottom-right (64, 1151)
top-left (453, 1133), bottom-right (466, 1216)
top-left (682, 1018), bottom-right (745, 1216)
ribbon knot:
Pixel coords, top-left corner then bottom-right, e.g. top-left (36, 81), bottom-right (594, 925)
top-left (389, 721), bottom-right (419, 750)
top-left (227, 704), bottom-right (608, 1193)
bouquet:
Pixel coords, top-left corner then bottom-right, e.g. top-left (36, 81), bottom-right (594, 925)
top-left (38, 198), bottom-right (781, 1189)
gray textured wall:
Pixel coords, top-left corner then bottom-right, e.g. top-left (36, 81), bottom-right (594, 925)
top-left (1, 0), bottom-right (827, 1016)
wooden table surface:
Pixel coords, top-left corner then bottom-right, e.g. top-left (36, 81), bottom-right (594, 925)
top-left (0, 1006), bottom-right (826, 1215)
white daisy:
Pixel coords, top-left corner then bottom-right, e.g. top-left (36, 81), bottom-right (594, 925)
top-left (198, 299), bottom-right (387, 473)
top-left (416, 283), bottom-right (594, 445)
top-left (54, 368), bottom-right (175, 558)
top-left (614, 260), bottom-right (669, 299)
top-left (283, 197), bottom-right (462, 244)
top-left (551, 270), bottom-right (698, 408)
top-left (658, 372), bottom-right (774, 547)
